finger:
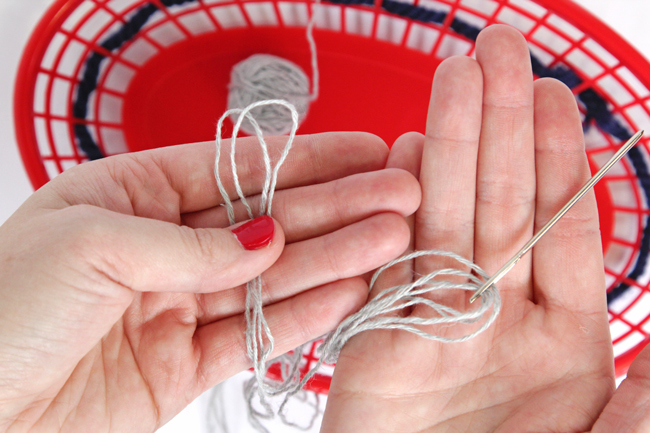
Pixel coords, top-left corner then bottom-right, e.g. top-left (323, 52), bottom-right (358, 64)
top-left (387, 132), bottom-right (425, 179)
top-left (365, 132), bottom-right (424, 312)
top-left (182, 168), bottom-right (421, 244)
top-left (412, 56), bottom-right (483, 311)
top-left (532, 78), bottom-right (606, 315)
top-left (416, 56), bottom-right (481, 261)
top-left (591, 345), bottom-right (649, 433)
top-left (193, 277), bottom-right (368, 389)
top-left (474, 25), bottom-right (536, 304)
top-left (38, 132), bottom-right (389, 217)
top-left (53, 205), bottom-right (284, 294)
top-left (196, 212), bottom-right (411, 325)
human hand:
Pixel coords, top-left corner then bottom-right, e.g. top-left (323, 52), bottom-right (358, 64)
top-left (322, 25), bottom-right (618, 432)
top-left (0, 132), bottom-right (420, 432)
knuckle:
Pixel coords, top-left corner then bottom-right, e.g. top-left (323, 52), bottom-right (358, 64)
top-left (425, 133), bottom-right (479, 149)
top-left (183, 227), bottom-right (230, 291)
top-left (290, 301), bottom-right (315, 342)
top-left (535, 141), bottom-right (586, 157)
top-left (417, 212), bottom-right (474, 238)
top-left (545, 212), bottom-right (600, 235)
top-left (330, 179), bottom-right (348, 228)
top-left (217, 138), bottom-right (260, 198)
top-left (322, 235), bottom-right (345, 281)
top-left (304, 134), bottom-right (327, 183)
top-left (188, 227), bottom-right (226, 266)
top-left (51, 205), bottom-right (131, 288)
top-left (476, 178), bottom-right (534, 208)
top-left (483, 99), bottom-right (534, 114)
top-left (58, 205), bottom-right (109, 252)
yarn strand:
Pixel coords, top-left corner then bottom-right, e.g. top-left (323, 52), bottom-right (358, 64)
top-left (307, 0), bottom-right (320, 101)
top-left (214, 100), bottom-right (302, 424)
top-left (213, 100), bottom-right (501, 431)
top-left (226, 0), bottom-right (320, 136)
top-left (276, 249), bottom-right (501, 413)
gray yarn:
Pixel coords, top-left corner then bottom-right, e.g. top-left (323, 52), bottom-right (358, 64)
top-left (213, 106), bottom-right (502, 433)
top-left (214, 99), bottom-right (310, 427)
top-left (207, 383), bottom-right (230, 433)
top-left (274, 250), bottom-right (502, 414)
top-left (226, 0), bottom-right (320, 137)
top-left (208, 2), bottom-right (501, 430)
top-left (214, 99), bottom-right (298, 224)
top-left (212, 1), bottom-right (323, 426)
top-left (213, 100), bottom-right (502, 429)
top-left (228, 55), bottom-right (312, 136)
top-left (244, 369), bottom-right (321, 433)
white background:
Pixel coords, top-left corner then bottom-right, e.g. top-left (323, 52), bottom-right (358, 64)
top-left (0, 0), bottom-right (649, 432)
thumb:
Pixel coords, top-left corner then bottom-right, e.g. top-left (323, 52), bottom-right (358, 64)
top-left (60, 205), bottom-right (285, 293)
top-left (590, 346), bottom-right (650, 433)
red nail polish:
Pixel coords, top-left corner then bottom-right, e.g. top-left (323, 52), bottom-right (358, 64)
top-left (232, 216), bottom-right (275, 250)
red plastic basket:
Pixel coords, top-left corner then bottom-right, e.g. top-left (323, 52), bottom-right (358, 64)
top-left (14, 0), bottom-right (650, 391)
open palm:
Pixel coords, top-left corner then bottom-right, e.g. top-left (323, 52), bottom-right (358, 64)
top-left (322, 25), bottom-right (617, 432)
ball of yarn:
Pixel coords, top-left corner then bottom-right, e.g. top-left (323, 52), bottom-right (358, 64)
top-left (228, 54), bottom-right (312, 136)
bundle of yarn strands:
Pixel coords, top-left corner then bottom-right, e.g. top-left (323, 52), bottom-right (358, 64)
top-left (213, 98), bottom-right (502, 431)
top-left (214, 2), bottom-right (499, 430)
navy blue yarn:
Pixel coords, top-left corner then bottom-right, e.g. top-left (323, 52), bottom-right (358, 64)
top-left (73, 0), bottom-right (650, 303)
top-left (606, 146), bottom-right (650, 303)
top-left (73, 0), bottom-right (194, 160)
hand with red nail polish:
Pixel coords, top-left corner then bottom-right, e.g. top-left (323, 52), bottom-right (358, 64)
top-left (324, 26), bottom-right (617, 433)
top-left (0, 132), bottom-right (421, 432)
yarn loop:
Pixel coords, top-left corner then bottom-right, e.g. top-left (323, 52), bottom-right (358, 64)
top-left (212, 100), bottom-right (501, 432)
top-left (214, 99), bottom-right (307, 432)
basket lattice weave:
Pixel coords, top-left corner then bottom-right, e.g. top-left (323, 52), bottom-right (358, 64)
top-left (13, 0), bottom-right (650, 391)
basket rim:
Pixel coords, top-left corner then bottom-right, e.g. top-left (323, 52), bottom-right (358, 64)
top-left (537, 0), bottom-right (650, 90)
top-left (13, 0), bottom-right (80, 189)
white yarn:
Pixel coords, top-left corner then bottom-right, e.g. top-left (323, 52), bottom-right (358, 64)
top-left (227, 4), bottom-right (320, 136)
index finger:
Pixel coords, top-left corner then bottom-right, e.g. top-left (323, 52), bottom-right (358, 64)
top-left (38, 132), bottom-right (389, 217)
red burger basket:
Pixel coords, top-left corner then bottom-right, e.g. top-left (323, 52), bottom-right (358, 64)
top-left (14, 0), bottom-right (650, 392)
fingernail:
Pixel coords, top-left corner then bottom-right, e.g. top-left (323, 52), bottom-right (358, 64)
top-left (232, 216), bottom-right (275, 250)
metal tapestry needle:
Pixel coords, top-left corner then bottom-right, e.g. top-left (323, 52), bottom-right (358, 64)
top-left (469, 130), bottom-right (645, 304)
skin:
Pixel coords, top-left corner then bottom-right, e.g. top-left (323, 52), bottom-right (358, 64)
top-left (323, 25), bottom-right (650, 433)
top-left (0, 132), bottom-right (421, 432)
